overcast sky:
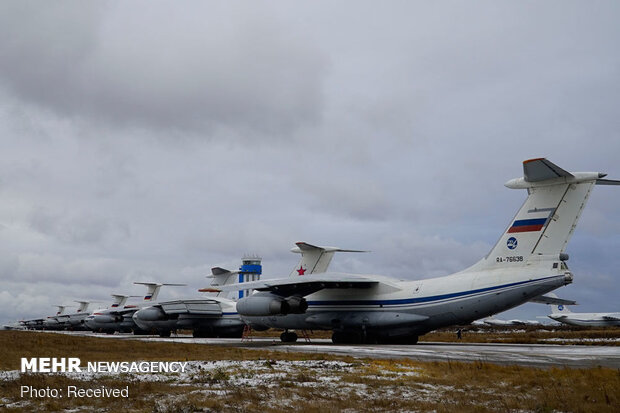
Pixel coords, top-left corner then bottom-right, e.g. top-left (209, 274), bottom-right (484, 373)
top-left (1, 1), bottom-right (619, 325)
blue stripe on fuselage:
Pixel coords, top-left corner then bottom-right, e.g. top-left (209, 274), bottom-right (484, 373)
top-left (306, 276), bottom-right (558, 307)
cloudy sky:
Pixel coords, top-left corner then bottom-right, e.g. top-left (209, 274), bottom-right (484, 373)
top-left (1, 1), bottom-right (619, 325)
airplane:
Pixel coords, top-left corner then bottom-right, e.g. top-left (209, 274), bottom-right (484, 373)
top-left (481, 317), bottom-right (525, 327)
top-left (42, 305), bottom-right (72, 330)
top-left (61, 301), bottom-right (99, 331)
top-left (219, 158), bottom-right (620, 344)
top-left (1, 321), bottom-right (26, 330)
top-left (84, 283), bottom-right (184, 334)
top-left (547, 302), bottom-right (620, 327)
top-left (132, 263), bottom-right (254, 338)
top-left (133, 247), bottom-right (364, 338)
top-left (20, 316), bottom-right (45, 330)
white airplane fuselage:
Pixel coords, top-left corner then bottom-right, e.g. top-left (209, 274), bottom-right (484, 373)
top-left (244, 265), bottom-right (572, 336)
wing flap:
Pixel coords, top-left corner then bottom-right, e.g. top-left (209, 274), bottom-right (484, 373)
top-left (160, 300), bottom-right (222, 315)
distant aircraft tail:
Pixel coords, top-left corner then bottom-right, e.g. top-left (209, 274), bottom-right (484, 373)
top-left (133, 282), bottom-right (186, 302)
top-left (289, 242), bottom-right (367, 276)
top-left (74, 301), bottom-right (91, 313)
top-left (468, 158), bottom-right (619, 271)
top-left (200, 267), bottom-right (239, 297)
top-left (550, 303), bottom-right (572, 314)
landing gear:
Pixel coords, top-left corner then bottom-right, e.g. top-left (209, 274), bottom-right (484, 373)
top-left (158, 330), bottom-right (171, 338)
top-left (280, 331), bottom-right (298, 343)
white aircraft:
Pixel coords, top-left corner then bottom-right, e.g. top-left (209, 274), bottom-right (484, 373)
top-left (220, 158), bottom-right (619, 344)
top-left (132, 266), bottom-right (250, 338)
top-left (84, 283), bottom-right (184, 334)
top-left (42, 305), bottom-right (72, 330)
top-left (61, 301), bottom-right (99, 331)
top-left (547, 303), bottom-right (620, 327)
top-left (481, 317), bottom-right (525, 327)
top-left (133, 247), bottom-right (364, 338)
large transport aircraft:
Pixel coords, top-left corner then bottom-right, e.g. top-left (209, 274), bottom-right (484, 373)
top-left (42, 305), bottom-right (72, 330)
top-left (84, 283), bottom-right (184, 334)
top-left (220, 158), bottom-right (620, 344)
top-left (547, 302), bottom-right (620, 327)
top-left (61, 301), bottom-right (98, 331)
top-left (132, 265), bottom-right (253, 338)
top-left (133, 248), bottom-right (364, 338)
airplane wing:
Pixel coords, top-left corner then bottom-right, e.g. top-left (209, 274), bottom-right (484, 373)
top-left (529, 294), bottom-right (577, 306)
top-left (157, 299), bottom-right (223, 316)
top-left (218, 273), bottom-right (382, 297)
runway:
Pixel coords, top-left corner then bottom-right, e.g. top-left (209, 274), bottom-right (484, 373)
top-left (45, 331), bottom-right (620, 369)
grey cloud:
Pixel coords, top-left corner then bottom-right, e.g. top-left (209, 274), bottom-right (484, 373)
top-left (0, 2), bottom-right (327, 137)
top-left (28, 206), bottom-right (131, 246)
top-left (1, 2), bottom-right (620, 324)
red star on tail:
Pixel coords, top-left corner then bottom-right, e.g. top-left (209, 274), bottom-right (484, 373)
top-left (297, 266), bottom-right (306, 275)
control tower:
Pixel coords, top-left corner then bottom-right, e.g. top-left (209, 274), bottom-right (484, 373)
top-left (238, 255), bottom-right (262, 299)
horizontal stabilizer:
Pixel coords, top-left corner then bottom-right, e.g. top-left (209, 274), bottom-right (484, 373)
top-left (596, 178), bottom-right (620, 185)
top-left (209, 267), bottom-right (239, 276)
top-left (523, 158), bottom-right (573, 182)
top-left (292, 241), bottom-right (368, 254)
top-left (530, 294), bottom-right (577, 306)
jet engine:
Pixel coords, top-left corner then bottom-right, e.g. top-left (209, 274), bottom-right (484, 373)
top-left (236, 293), bottom-right (307, 316)
top-left (133, 306), bottom-right (167, 322)
top-left (93, 313), bottom-right (123, 323)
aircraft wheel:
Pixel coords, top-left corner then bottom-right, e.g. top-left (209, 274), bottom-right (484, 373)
top-left (105, 329), bottom-right (115, 335)
top-left (159, 330), bottom-right (171, 338)
top-left (280, 331), bottom-right (298, 343)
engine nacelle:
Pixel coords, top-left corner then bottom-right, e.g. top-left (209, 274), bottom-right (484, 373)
top-left (237, 294), bottom-right (289, 316)
top-left (93, 314), bottom-right (116, 323)
top-left (236, 293), bottom-right (309, 316)
top-left (133, 306), bottom-right (166, 322)
top-left (285, 295), bottom-right (308, 314)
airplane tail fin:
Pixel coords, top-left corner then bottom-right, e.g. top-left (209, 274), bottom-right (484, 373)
top-left (289, 242), bottom-right (367, 276)
top-left (200, 267), bottom-right (239, 297)
top-left (74, 301), bottom-right (91, 313)
top-left (550, 303), bottom-right (572, 314)
top-left (109, 294), bottom-right (140, 308)
top-left (133, 282), bottom-right (186, 302)
top-left (468, 158), bottom-right (619, 271)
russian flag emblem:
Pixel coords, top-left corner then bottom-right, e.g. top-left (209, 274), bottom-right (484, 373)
top-left (508, 218), bottom-right (548, 233)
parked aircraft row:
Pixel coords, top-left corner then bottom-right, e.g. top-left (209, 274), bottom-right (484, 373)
top-left (8, 159), bottom-right (620, 342)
